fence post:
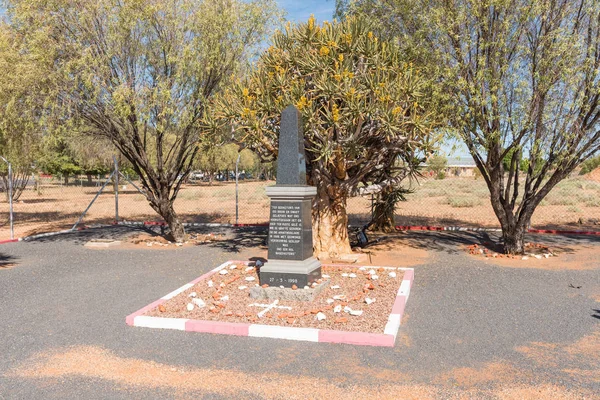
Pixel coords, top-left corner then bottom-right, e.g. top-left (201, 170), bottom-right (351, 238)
top-left (235, 154), bottom-right (241, 225)
top-left (0, 156), bottom-right (14, 240)
top-left (113, 156), bottom-right (119, 223)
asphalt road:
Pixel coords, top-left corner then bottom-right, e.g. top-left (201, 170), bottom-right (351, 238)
top-left (0, 226), bottom-right (598, 399)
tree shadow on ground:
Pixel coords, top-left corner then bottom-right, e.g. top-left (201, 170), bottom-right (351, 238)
top-left (22, 225), bottom-right (266, 255)
top-left (188, 226), bottom-right (268, 254)
top-left (0, 252), bottom-right (19, 269)
top-left (364, 230), bottom-right (501, 255)
top-left (23, 225), bottom-right (154, 245)
top-left (366, 230), bottom-right (600, 255)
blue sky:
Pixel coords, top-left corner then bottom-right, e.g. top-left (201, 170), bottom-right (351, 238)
top-left (277, 0), bottom-right (335, 23)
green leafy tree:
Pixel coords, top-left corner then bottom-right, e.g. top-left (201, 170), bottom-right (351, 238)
top-left (214, 16), bottom-right (440, 257)
top-left (426, 154), bottom-right (448, 179)
top-left (347, 0), bottom-right (600, 254)
top-left (0, 22), bottom-right (43, 200)
top-left (580, 156), bottom-right (600, 175)
top-left (196, 143), bottom-right (239, 182)
top-left (7, 0), bottom-right (280, 242)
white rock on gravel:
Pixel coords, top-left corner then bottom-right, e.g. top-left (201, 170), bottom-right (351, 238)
top-left (349, 309), bottom-right (363, 316)
top-left (245, 267), bottom-right (254, 272)
top-left (365, 298), bottom-right (375, 305)
top-left (371, 275), bottom-right (379, 280)
top-left (341, 273), bottom-right (349, 277)
top-left (188, 292), bottom-right (197, 298)
top-left (326, 299), bottom-right (335, 304)
top-left (146, 243), bottom-right (152, 247)
top-left (230, 265), bottom-right (237, 269)
top-left (316, 312), bottom-right (327, 321)
top-left (304, 286), bottom-right (310, 290)
top-left (330, 285), bottom-right (341, 289)
top-left (207, 280), bottom-right (214, 287)
top-left (343, 306), bottom-right (353, 313)
top-left (389, 272), bottom-right (397, 278)
top-left (349, 273), bottom-right (357, 278)
top-left (522, 256), bottom-right (529, 260)
top-left (219, 269), bottom-right (229, 275)
top-left (220, 283), bottom-right (225, 287)
top-left (534, 254), bottom-right (542, 259)
top-left (192, 298), bottom-right (206, 308)
top-left (359, 266), bottom-right (366, 271)
top-left (186, 303), bottom-right (194, 311)
top-left (333, 295), bottom-right (346, 300)
top-left (544, 253), bottom-right (551, 258)
top-left (280, 286), bottom-right (285, 289)
top-left (333, 305), bottom-right (342, 313)
top-left (220, 295), bottom-right (229, 301)
top-left (238, 285), bottom-right (248, 290)
top-left (322, 274), bottom-right (330, 279)
top-left (369, 269), bottom-right (376, 275)
top-left (245, 277), bottom-right (256, 281)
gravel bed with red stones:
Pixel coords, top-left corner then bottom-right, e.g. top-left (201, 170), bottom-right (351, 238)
top-left (144, 263), bottom-right (405, 333)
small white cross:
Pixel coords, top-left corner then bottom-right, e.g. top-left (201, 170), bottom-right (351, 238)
top-left (248, 299), bottom-right (292, 318)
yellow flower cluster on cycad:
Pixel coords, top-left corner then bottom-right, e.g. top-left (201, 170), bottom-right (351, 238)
top-left (214, 15), bottom-right (437, 165)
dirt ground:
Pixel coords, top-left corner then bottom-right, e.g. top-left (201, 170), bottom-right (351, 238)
top-left (0, 175), bottom-right (598, 241)
top-left (463, 241), bottom-right (600, 271)
top-left (8, 345), bottom-right (597, 399)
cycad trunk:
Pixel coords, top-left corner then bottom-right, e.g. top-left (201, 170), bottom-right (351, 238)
top-left (371, 187), bottom-right (396, 232)
top-left (312, 184), bottom-right (351, 259)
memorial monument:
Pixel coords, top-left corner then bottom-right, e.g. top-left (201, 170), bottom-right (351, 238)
top-left (258, 105), bottom-right (322, 288)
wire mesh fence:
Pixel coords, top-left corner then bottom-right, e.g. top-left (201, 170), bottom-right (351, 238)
top-left (0, 160), bottom-right (599, 241)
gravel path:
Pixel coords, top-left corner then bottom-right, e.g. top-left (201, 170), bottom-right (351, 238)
top-left (0, 226), bottom-right (598, 399)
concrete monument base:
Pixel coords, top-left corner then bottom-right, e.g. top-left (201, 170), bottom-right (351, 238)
top-left (259, 257), bottom-right (321, 288)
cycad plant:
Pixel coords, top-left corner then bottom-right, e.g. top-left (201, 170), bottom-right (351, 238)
top-left (215, 15), bottom-right (441, 257)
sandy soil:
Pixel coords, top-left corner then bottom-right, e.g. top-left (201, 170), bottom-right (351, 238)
top-left (1, 176), bottom-right (598, 241)
top-left (106, 232), bottom-right (229, 251)
top-left (587, 168), bottom-right (600, 183)
top-left (8, 346), bottom-right (596, 399)
top-left (144, 263), bottom-right (405, 333)
top-left (465, 242), bottom-right (600, 270)
top-left (516, 328), bottom-right (600, 384)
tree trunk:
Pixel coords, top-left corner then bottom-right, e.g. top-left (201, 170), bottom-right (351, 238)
top-left (154, 199), bottom-right (186, 243)
top-left (371, 187), bottom-right (396, 232)
top-left (312, 184), bottom-right (352, 259)
top-left (87, 174), bottom-right (93, 185)
top-left (502, 221), bottom-right (527, 255)
top-left (64, 175), bottom-right (69, 185)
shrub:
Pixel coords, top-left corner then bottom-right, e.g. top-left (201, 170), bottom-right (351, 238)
top-left (580, 156), bottom-right (600, 175)
top-left (446, 196), bottom-right (480, 208)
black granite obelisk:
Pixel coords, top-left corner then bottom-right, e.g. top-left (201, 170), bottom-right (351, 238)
top-left (259, 106), bottom-right (321, 288)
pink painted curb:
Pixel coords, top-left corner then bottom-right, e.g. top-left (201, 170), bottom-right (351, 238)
top-left (0, 238), bottom-right (20, 244)
top-left (126, 261), bottom-right (414, 347)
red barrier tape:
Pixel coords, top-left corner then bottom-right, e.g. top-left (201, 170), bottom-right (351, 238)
top-left (395, 225), bottom-right (600, 236)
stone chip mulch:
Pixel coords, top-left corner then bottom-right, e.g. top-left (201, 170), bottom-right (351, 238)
top-left (144, 262), bottom-right (405, 334)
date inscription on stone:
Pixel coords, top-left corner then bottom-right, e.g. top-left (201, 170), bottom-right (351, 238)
top-left (269, 202), bottom-right (302, 259)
